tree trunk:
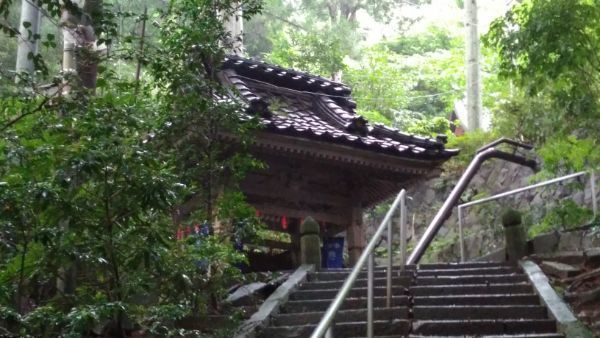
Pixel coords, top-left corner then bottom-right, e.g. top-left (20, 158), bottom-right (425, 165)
top-left (223, 1), bottom-right (244, 55)
top-left (15, 0), bottom-right (42, 76)
top-left (61, 0), bottom-right (102, 91)
top-left (465, 0), bottom-right (482, 130)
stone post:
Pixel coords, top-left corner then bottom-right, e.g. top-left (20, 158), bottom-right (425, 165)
top-left (300, 216), bottom-right (321, 270)
top-left (502, 209), bottom-right (528, 264)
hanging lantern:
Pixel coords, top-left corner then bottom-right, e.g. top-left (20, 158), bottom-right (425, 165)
top-left (255, 209), bottom-right (261, 217)
top-left (176, 227), bottom-right (184, 240)
top-left (281, 215), bottom-right (288, 230)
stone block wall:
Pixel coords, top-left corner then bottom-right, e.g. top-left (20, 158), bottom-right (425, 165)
top-left (398, 160), bottom-right (599, 262)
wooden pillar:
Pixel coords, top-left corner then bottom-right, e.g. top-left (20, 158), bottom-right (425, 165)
top-left (347, 205), bottom-right (365, 266)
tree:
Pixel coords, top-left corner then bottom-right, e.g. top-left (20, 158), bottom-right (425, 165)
top-left (485, 0), bottom-right (600, 173)
top-left (0, 0), bottom-right (263, 336)
top-left (464, 0), bottom-right (482, 130)
top-left (15, 0), bottom-right (42, 75)
top-left (247, 0), bottom-right (431, 80)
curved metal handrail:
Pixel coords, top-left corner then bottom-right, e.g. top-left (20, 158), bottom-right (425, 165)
top-left (407, 138), bottom-right (538, 265)
top-left (310, 190), bottom-right (407, 338)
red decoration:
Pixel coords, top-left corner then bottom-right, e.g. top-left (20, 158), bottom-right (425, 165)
top-left (255, 210), bottom-right (261, 217)
top-left (281, 215), bottom-right (288, 230)
top-left (194, 224), bottom-right (200, 234)
top-left (176, 227), bottom-right (184, 240)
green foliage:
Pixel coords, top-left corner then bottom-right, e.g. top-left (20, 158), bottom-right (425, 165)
top-left (537, 136), bottom-right (600, 176)
top-left (405, 116), bottom-right (451, 137)
top-left (443, 130), bottom-right (498, 173)
top-left (344, 47), bottom-right (410, 120)
top-left (484, 0), bottom-right (600, 175)
top-left (357, 109), bottom-right (392, 126)
top-left (0, 0), bottom-right (264, 336)
top-left (485, 0), bottom-right (600, 97)
top-left (267, 22), bottom-right (354, 78)
top-left (386, 26), bottom-right (454, 55)
top-left (528, 200), bottom-right (593, 238)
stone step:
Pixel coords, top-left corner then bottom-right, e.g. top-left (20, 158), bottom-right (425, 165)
top-left (418, 262), bottom-right (514, 269)
top-left (257, 319), bottom-right (410, 338)
top-left (409, 334), bottom-right (564, 338)
top-left (416, 274), bottom-right (528, 285)
top-left (300, 276), bottom-right (412, 290)
top-left (327, 265), bottom-right (417, 272)
top-left (271, 306), bottom-right (409, 326)
top-left (309, 269), bottom-right (414, 281)
top-left (283, 295), bottom-right (410, 313)
top-left (413, 305), bottom-right (548, 320)
top-left (412, 319), bottom-right (557, 335)
top-left (290, 286), bottom-right (406, 301)
top-left (414, 293), bottom-right (540, 306)
top-left (410, 283), bottom-right (533, 296)
top-left (349, 336), bottom-right (405, 338)
top-left (417, 266), bottom-right (520, 276)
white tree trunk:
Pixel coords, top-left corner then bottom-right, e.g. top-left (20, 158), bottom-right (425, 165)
top-left (465, 0), bottom-right (482, 131)
top-left (15, 0), bottom-right (42, 74)
top-left (61, 0), bottom-right (101, 90)
top-left (224, 1), bottom-right (244, 55)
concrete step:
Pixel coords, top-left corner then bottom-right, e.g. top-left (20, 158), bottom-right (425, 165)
top-left (409, 334), bottom-right (564, 338)
top-left (300, 276), bottom-right (412, 290)
top-left (418, 262), bottom-right (514, 269)
top-left (283, 295), bottom-right (410, 313)
top-left (258, 319), bottom-right (410, 338)
top-left (410, 283), bottom-right (532, 296)
top-left (271, 306), bottom-right (409, 326)
top-left (417, 266), bottom-right (520, 276)
top-left (309, 269), bottom-right (414, 281)
top-left (412, 319), bottom-right (557, 335)
top-left (290, 286), bottom-right (406, 301)
top-left (416, 274), bottom-right (528, 285)
top-left (414, 293), bottom-right (540, 306)
top-left (413, 305), bottom-right (548, 320)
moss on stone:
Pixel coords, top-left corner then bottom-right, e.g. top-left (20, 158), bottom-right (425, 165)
top-left (502, 208), bottom-right (522, 228)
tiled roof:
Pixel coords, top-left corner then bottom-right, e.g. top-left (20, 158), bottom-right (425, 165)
top-left (220, 55), bottom-right (459, 161)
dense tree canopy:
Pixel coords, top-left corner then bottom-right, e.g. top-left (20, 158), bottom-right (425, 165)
top-left (485, 0), bottom-right (600, 174)
top-left (1, 1), bottom-right (263, 336)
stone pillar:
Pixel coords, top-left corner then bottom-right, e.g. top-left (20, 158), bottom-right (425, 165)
top-left (502, 209), bottom-right (528, 264)
top-left (300, 217), bottom-right (321, 269)
top-left (347, 206), bottom-right (365, 266)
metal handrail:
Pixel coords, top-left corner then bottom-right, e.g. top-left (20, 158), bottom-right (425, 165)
top-left (456, 170), bottom-right (598, 262)
top-left (310, 190), bottom-right (407, 338)
top-left (407, 138), bottom-right (538, 265)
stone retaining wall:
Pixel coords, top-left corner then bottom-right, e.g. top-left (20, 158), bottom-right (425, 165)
top-left (398, 160), bottom-right (599, 262)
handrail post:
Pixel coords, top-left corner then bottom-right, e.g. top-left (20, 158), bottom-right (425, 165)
top-left (386, 217), bottom-right (392, 308)
top-left (310, 190), bottom-right (406, 338)
top-left (367, 253), bottom-right (374, 338)
top-left (591, 171), bottom-right (597, 219)
top-left (458, 206), bottom-right (465, 262)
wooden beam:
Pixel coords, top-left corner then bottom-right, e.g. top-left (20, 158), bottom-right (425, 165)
top-left (253, 203), bottom-right (347, 226)
top-left (241, 181), bottom-right (352, 207)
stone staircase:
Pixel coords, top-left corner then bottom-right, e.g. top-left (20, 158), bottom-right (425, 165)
top-left (255, 262), bottom-right (565, 338)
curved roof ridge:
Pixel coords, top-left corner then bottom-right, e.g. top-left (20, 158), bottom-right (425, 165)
top-left (222, 55), bottom-right (354, 103)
